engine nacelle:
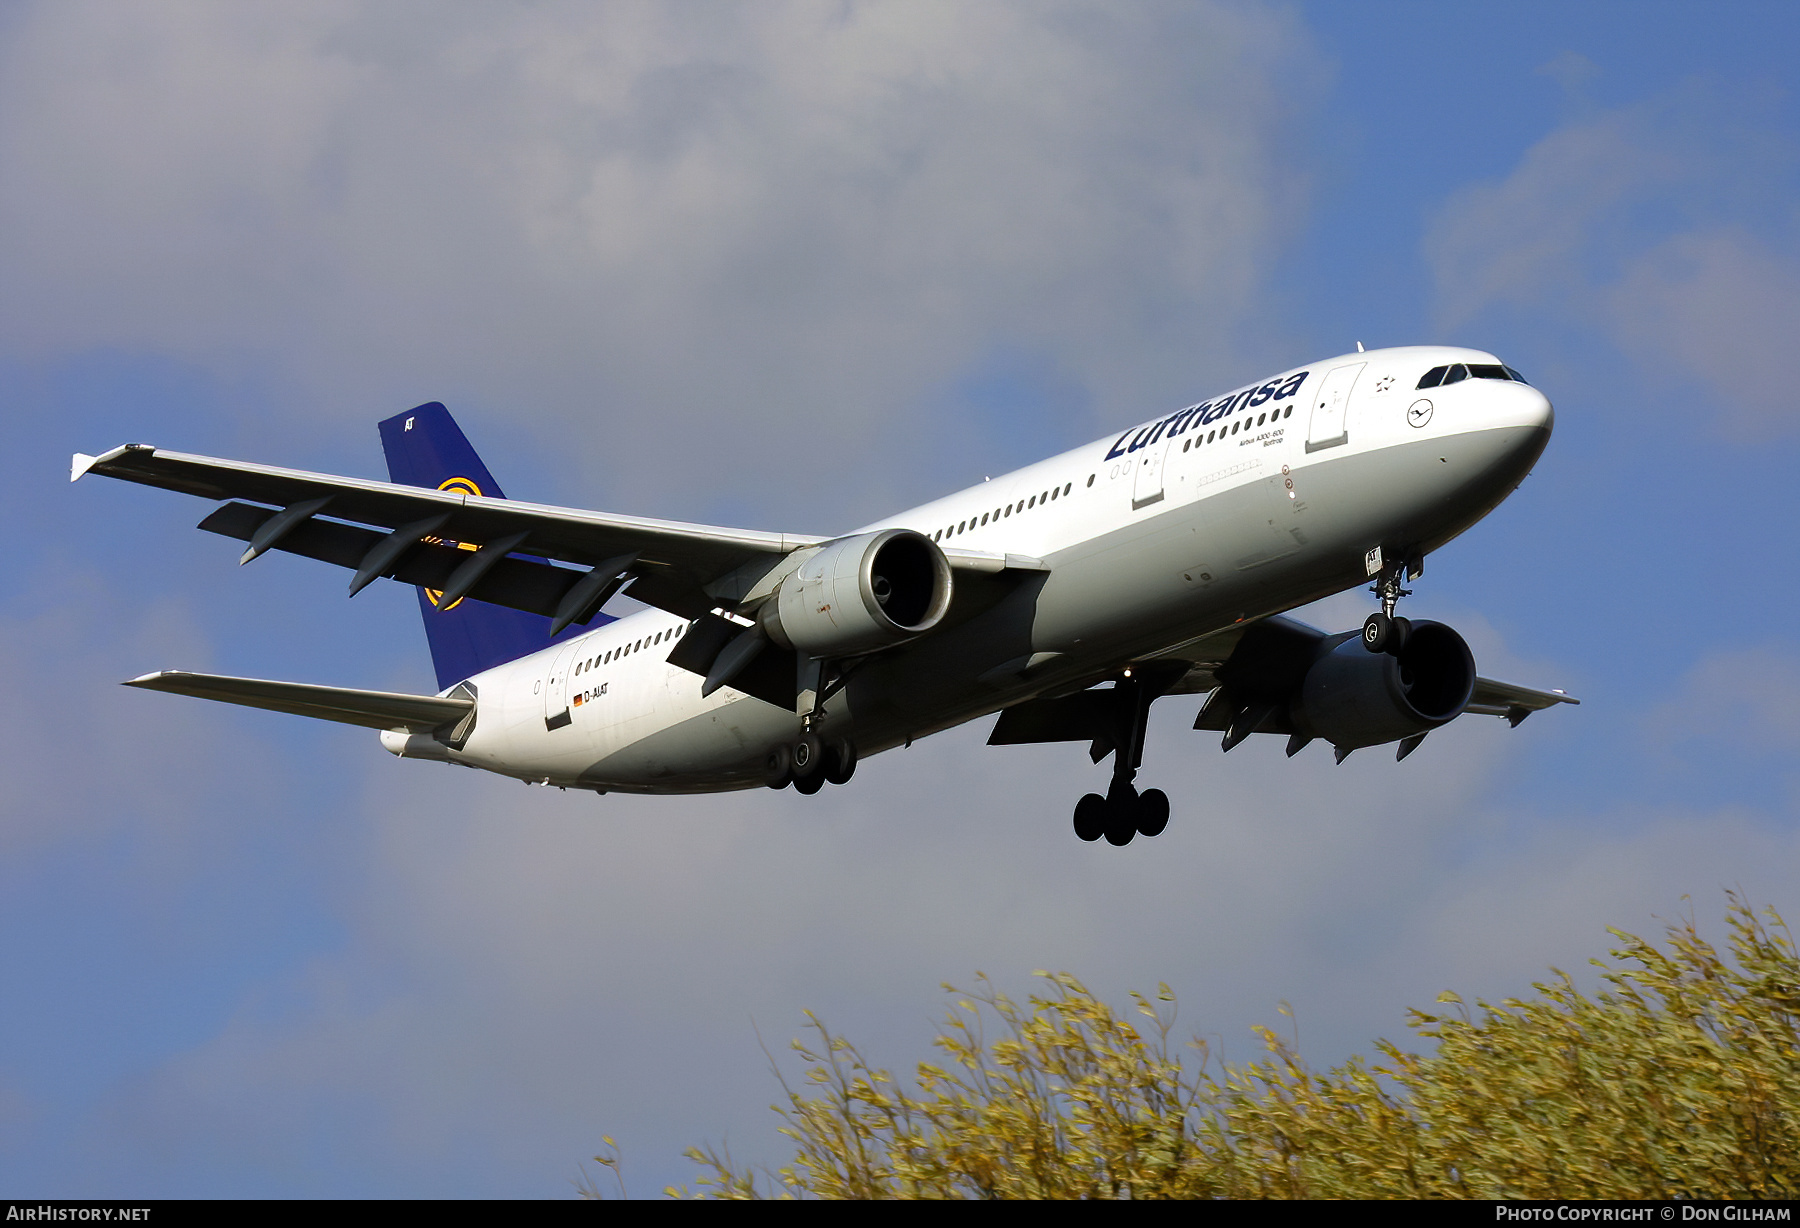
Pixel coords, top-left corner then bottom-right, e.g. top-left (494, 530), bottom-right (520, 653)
top-left (1291, 620), bottom-right (1476, 750)
top-left (760, 529), bottom-right (953, 658)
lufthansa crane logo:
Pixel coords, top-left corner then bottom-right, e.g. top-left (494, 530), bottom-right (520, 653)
top-left (424, 476), bottom-right (483, 610)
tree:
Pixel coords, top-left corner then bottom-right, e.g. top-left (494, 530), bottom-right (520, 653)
top-left (663, 895), bottom-right (1798, 1199)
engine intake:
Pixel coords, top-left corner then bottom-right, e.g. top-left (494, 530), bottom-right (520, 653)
top-left (1291, 620), bottom-right (1476, 750)
top-left (760, 529), bottom-right (952, 658)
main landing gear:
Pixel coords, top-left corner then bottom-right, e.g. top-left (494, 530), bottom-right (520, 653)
top-left (1071, 666), bottom-right (1180, 847)
top-left (764, 655), bottom-right (860, 794)
top-left (1073, 780), bottom-right (1169, 846)
top-left (763, 734), bottom-right (857, 793)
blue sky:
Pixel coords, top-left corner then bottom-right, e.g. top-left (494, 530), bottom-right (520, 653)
top-left (2, 1), bottom-right (1797, 1198)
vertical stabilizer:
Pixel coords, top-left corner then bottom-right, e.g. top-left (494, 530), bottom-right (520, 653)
top-left (378, 402), bottom-right (597, 690)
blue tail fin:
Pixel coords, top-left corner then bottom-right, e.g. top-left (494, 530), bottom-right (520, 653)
top-left (377, 402), bottom-right (599, 691)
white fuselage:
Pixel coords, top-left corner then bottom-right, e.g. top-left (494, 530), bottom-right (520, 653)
top-left (395, 346), bottom-right (1553, 792)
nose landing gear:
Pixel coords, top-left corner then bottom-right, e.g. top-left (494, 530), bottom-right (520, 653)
top-left (1362, 550), bottom-right (1423, 655)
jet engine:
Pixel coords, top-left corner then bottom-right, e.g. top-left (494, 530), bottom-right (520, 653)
top-left (759, 528), bottom-right (953, 658)
top-left (1204, 617), bottom-right (1477, 753)
top-left (1288, 621), bottom-right (1476, 749)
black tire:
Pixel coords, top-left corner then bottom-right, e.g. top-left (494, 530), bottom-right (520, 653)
top-left (792, 770), bottom-right (825, 795)
top-left (1362, 612), bottom-right (1391, 653)
top-left (763, 744), bottom-right (792, 790)
top-left (1387, 616), bottom-right (1412, 655)
top-left (1136, 788), bottom-right (1170, 837)
top-left (791, 732), bottom-right (824, 779)
top-left (823, 739), bottom-right (858, 786)
top-left (1103, 786), bottom-right (1138, 846)
top-left (1073, 793), bottom-right (1106, 841)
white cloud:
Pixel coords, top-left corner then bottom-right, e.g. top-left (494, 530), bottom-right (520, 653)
top-left (1425, 106), bottom-right (1681, 328)
top-left (1423, 90), bottom-right (1800, 433)
top-left (1606, 231), bottom-right (1800, 432)
top-left (0, 0), bottom-right (1315, 521)
top-left (1645, 643), bottom-right (1800, 766)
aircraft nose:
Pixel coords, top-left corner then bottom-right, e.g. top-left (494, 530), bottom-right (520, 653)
top-left (1446, 378), bottom-right (1553, 441)
top-left (1450, 380), bottom-right (1553, 493)
top-left (1520, 384), bottom-right (1554, 435)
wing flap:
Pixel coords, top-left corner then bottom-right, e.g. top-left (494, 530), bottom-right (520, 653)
top-left (198, 501), bottom-right (586, 619)
top-left (124, 671), bottom-right (471, 733)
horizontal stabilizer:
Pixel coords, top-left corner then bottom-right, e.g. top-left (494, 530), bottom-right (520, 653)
top-left (124, 671), bottom-right (471, 734)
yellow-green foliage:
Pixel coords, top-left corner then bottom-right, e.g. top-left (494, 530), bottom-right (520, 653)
top-left (672, 897), bottom-right (1799, 1198)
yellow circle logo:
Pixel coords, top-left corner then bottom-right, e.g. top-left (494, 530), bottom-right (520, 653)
top-left (425, 476), bottom-right (483, 610)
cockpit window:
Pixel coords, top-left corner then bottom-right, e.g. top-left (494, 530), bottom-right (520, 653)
top-left (1420, 361), bottom-right (1530, 389)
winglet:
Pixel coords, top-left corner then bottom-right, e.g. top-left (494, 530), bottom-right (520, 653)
top-left (71, 443), bottom-right (152, 483)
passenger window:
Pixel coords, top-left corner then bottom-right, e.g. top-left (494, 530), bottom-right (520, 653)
top-left (1417, 366), bottom-right (1448, 389)
top-left (1257, 413), bottom-right (1266, 426)
top-left (1443, 364), bottom-right (1468, 385)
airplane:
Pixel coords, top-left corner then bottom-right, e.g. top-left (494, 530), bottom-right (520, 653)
top-left (72, 344), bottom-right (1577, 846)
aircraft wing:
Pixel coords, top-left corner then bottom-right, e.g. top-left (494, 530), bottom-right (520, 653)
top-left (124, 670), bottom-right (472, 733)
top-left (1464, 675), bottom-right (1579, 724)
top-left (73, 444), bottom-right (1044, 630)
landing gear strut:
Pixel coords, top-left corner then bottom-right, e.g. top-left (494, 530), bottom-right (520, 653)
top-left (1071, 667), bottom-right (1178, 846)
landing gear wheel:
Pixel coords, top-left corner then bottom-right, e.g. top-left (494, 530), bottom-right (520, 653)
top-left (823, 739), bottom-right (858, 786)
top-left (763, 744), bottom-right (792, 790)
top-left (792, 770), bottom-right (825, 795)
top-left (1073, 793), bottom-right (1106, 842)
top-left (1362, 612), bottom-right (1392, 653)
top-left (791, 733), bottom-right (824, 779)
top-left (1103, 783), bottom-right (1139, 846)
top-left (1136, 788), bottom-right (1169, 837)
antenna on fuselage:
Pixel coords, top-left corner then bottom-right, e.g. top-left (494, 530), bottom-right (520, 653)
top-left (1356, 341), bottom-right (1365, 352)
